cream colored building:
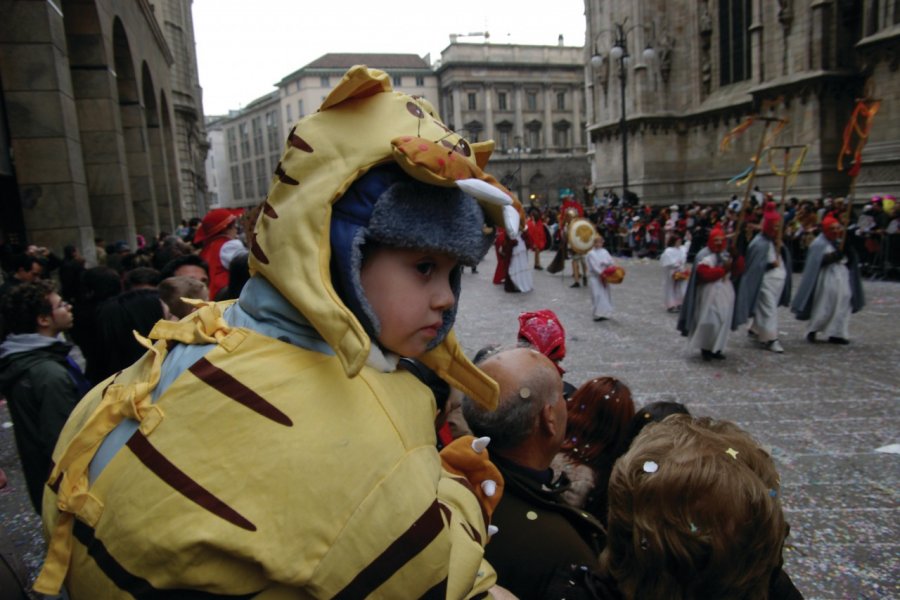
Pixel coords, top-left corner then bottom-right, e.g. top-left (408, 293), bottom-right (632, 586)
top-left (207, 91), bottom-right (282, 209)
top-left (585, 0), bottom-right (900, 205)
top-left (206, 53), bottom-right (438, 208)
top-left (277, 53), bottom-right (440, 128)
top-left (0, 0), bottom-right (207, 259)
top-left (437, 41), bottom-right (589, 208)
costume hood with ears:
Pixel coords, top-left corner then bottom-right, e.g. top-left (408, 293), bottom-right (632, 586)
top-left (250, 66), bottom-right (523, 410)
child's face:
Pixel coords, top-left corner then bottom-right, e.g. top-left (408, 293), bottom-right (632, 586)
top-left (360, 247), bottom-right (458, 358)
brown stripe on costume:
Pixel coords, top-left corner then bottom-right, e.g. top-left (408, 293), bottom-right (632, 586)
top-left (188, 358), bottom-right (292, 426)
top-left (332, 500), bottom-right (446, 599)
top-left (72, 519), bottom-right (259, 599)
top-left (249, 232), bottom-right (269, 264)
top-left (287, 126), bottom-right (314, 152)
top-left (274, 162), bottom-right (298, 185)
top-left (125, 432), bottom-right (256, 531)
top-left (262, 201), bottom-right (278, 219)
top-left (459, 521), bottom-right (482, 545)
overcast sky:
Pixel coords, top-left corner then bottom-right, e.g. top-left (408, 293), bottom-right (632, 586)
top-left (192, 0), bottom-right (587, 115)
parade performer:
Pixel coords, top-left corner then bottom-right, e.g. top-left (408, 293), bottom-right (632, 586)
top-left (526, 208), bottom-right (547, 270)
top-left (586, 235), bottom-right (616, 321)
top-left (791, 214), bottom-right (865, 344)
top-left (35, 67), bottom-right (515, 599)
top-left (492, 226), bottom-right (512, 286)
top-left (194, 208), bottom-right (247, 299)
top-left (678, 225), bottom-right (736, 360)
top-left (732, 202), bottom-right (792, 352)
top-left (660, 234), bottom-right (690, 312)
top-left (492, 220), bottom-right (532, 293)
top-left (547, 200), bottom-right (585, 287)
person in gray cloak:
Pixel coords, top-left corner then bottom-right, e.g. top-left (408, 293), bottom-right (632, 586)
top-left (677, 225), bottom-right (735, 360)
top-left (732, 202), bottom-right (792, 353)
top-left (791, 214), bottom-right (865, 344)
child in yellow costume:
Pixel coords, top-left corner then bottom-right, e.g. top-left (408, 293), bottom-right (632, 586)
top-left (36, 67), bottom-right (523, 599)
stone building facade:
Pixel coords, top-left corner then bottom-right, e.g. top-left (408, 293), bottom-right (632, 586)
top-left (437, 41), bottom-right (589, 208)
top-left (585, 0), bottom-right (900, 205)
top-left (0, 0), bottom-right (206, 261)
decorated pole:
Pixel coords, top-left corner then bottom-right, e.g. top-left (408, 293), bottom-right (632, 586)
top-left (720, 115), bottom-right (788, 256)
top-left (837, 98), bottom-right (881, 251)
top-left (766, 143), bottom-right (809, 266)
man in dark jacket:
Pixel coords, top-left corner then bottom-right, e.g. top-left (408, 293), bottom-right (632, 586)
top-left (463, 348), bottom-right (613, 599)
top-left (0, 280), bottom-right (89, 513)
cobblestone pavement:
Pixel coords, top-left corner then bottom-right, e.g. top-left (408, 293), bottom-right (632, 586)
top-left (454, 252), bottom-right (899, 600)
top-left (1, 252), bottom-right (897, 598)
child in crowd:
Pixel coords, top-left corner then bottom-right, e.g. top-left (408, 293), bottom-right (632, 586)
top-left (604, 415), bottom-right (799, 599)
top-left (36, 67), bottom-right (516, 599)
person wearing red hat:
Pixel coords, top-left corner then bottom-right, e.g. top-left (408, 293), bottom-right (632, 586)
top-left (791, 215), bottom-right (865, 344)
top-left (677, 224), bottom-right (736, 360)
top-left (732, 202), bottom-right (792, 353)
top-left (193, 208), bottom-right (247, 299)
top-left (516, 308), bottom-right (576, 399)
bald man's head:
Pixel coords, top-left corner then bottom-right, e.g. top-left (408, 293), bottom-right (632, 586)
top-left (463, 348), bottom-right (565, 452)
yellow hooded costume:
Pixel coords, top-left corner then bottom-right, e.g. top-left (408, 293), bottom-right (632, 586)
top-left (37, 67), bottom-right (520, 599)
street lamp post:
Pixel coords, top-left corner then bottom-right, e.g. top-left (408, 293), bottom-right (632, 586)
top-left (591, 20), bottom-right (655, 203)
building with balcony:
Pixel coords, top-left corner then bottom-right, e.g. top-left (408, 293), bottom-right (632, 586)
top-left (0, 0), bottom-right (207, 260)
top-left (437, 40), bottom-right (589, 208)
top-left (584, 0), bottom-right (900, 205)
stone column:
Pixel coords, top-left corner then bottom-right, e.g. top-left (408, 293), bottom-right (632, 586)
top-left (484, 83), bottom-right (494, 140)
top-left (572, 85), bottom-right (582, 148)
top-left (451, 85), bottom-right (463, 132)
top-left (147, 118), bottom-right (175, 234)
top-left (0, 0), bottom-right (96, 257)
top-left (543, 84), bottom-right (553, 151)
top-left (514, 84), bottom-right (524, 140)
top-left (120, 101), bottom-right (158, 242)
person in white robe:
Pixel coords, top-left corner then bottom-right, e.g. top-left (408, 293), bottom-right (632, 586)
top-left (791, 215), bottom-right (865, 344)
top-left (677, 226), bottom-right (734, 360)
top-left (506, 229), bottom-right (534, 293)
top-left (660, 234), bottom-right (690, 312)
top-left (586, 235), bottom-right (614, 321)
top-left (732, 204), bottom-right (792, 353)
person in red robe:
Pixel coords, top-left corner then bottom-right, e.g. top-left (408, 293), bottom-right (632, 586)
top-left (526, 208), bottom-right (547, 270)
top-left (193, 208), bottom-right (244, 299)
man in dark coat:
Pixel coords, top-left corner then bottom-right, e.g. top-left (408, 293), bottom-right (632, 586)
top-left (0, 280), bottom-right (89, 513)
top-left (463, 348), bottom-right (613, 599)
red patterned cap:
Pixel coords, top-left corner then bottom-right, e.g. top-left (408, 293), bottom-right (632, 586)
top-left (518, 309), bottom-right (566, 372)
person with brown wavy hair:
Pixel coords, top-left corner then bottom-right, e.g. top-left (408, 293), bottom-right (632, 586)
top-left (602, 415), bottom-right (800, 599)
top-left (551, 376), bottom-right (635, 525)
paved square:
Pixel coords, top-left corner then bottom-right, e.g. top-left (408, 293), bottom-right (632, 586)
top-left (1, 251), bottom-right (896, 598)
top-left (455, 252), bottom-right (899, 599)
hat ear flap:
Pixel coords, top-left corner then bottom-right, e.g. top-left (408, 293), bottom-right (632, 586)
top-left (319, 66), bottom-right (392, 111)
top-left (471, 140), bottom-right (494, 170)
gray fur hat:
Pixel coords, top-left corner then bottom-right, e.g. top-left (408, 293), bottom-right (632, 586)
top-left (330, 165), bottom-right (493, 352)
